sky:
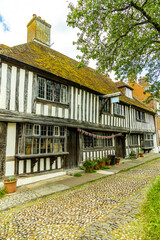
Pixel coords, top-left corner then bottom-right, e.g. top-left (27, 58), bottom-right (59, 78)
top-left (0, 0), bottom-right (145, 81)
top-left (0, 0), bottom-right (79, 59)
top-left (0, 0), bottom-right (119, 80)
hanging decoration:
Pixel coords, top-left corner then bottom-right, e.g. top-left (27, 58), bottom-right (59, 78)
top-left (77, 128), bottom-right (122, 139)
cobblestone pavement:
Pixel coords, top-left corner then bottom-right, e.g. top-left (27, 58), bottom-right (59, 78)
top-left (0, 159), bottom-right (160, 240)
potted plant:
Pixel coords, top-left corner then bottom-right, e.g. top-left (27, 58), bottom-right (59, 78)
top-left (115, 157), bottom-right (120, 164)
top-left (105, 157), bottom-right (111, 166)
top-left (129, 150), bottom-right (137, 159)
top-left (82, 159), bottom-right (96, 172)
top-left (97, 157), bottom-right (106, 168)
top-left (3, 177), bottom-right (18, 194)
top-left (139, 148), bottom-right (144, 157)
top-left (137, 149), bottom-right (140, 158)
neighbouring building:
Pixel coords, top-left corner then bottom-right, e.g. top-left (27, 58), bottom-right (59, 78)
top-left (128, 78), bottom-right (160, 150)
top-left (0, 15), bottom-right (158, 178)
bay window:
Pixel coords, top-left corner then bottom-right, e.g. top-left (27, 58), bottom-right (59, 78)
top-left (18, 124), bottom-right (66, 155)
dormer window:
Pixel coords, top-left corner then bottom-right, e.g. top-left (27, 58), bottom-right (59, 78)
top-left (125, 87), bottom-right (133, 98)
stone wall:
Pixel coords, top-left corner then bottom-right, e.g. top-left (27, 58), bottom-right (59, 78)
top-left (0, 122), bottom-right (7, 178)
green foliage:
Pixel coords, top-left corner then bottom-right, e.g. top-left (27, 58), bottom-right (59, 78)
top-left (74, 173), bottom-right (82, 177)
top-left (100, 165), bottom-right (110, 170)
top-left (0, 186), bottom-right (6, 199)
top-left (67, 0), bottom-right (160, 97)
top-left (5, 177), bottom-right (16, 182)
top-left (141, 177), bottom-right (160, 239)
top-left (130, 150), bottom-right (136, 157)
top-left (82, 159), bottom-right (96, 169)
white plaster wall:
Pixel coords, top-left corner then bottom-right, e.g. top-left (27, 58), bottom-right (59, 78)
top-left (5, 123), bottom-right (16, 176)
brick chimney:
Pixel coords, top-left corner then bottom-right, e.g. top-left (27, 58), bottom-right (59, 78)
top-left (27, 14), bottom-right (51, 47)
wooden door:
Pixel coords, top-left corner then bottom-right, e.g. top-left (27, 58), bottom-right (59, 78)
top-left (65, 128), bottom-right (79, 168)
top-left (115, 136), bottom-right (125, 158)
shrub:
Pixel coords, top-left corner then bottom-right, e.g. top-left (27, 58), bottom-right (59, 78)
top-left (0, 186), bottom-right (6, 199)
top-left (82, 159), bottom-right (96, 169)
top-left (74, 173), bottom-right (82, 177)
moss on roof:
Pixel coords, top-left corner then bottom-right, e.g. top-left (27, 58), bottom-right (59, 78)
top-left (115, 81), bottom-right (133, 90)
top-left (0, 41), bottom-right (154, 114)
top-left (0, 41), bottom-right (118, 95)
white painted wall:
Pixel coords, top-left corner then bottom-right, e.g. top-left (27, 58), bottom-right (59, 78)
top-left (5, 123), bottom-right (16, 176)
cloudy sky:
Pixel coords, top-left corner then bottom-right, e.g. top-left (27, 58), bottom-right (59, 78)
top-left (0, 0), bottom-right (128, 81)
top-left (1, 0), bottom-right (117, 77)
top-left (0, 0), bottom-right (80, 57)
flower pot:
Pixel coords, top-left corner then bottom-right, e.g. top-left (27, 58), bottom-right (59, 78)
top-left (106, 160), bottom-right (111, 166)
top-left (99, 162), bottom-right (105, 168)
top-left (3, 178), bottom-right (18, 194)
top-left (140, 153), bottom-right (143, 157)
top-left (115, 158), bottom-right (120, 164)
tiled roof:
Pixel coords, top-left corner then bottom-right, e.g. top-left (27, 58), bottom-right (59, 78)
top-left (0, 41), bottom-right (118, 95)
top-left (0, 41), bottom-right (154, 113)
top-left (115, 81), bottom-right (133, 90)
top-left (129, 81), bottom-right (151, 102)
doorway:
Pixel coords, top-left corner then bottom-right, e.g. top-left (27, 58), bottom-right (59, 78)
top-left (66, 128), bottom-right (79, 168)
top-left (115, 135), bottom-right (125, 158)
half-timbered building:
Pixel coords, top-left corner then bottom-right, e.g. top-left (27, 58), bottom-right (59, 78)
top-left (0, 15), bottom-right (158, 177)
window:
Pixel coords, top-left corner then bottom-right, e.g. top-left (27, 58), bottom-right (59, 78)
top-left (83, 132), bottom-right (113, 149)
top-left (101, 99), bottom-right (110, 113)
top-left (113, 103), bottom-right (124, 116)
top-left (38, 77), bottom-right (67, 104)
top-left (125, 88), bottom-right (133, 98)
top-left (34, 125), bottom-right (40, 135)
top-left (18, 124), bottom-right (66, 155)
top-left (141, 134), bottom-right (153, 148)
top-left (136, 110), bottom-right (145, 122)
top-left (129, 135), bottom-right (138, 146)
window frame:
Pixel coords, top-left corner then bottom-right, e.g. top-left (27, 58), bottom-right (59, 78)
top-left (38, 76), bottom-right (68, 104)
top-left (136, 110), bottom-right (145, 122)
top-left (113, 103), bottom-right (125, 116)
top-left (101, 99), bottom-right (111, 114)
top-left (17, 123), bottom-right (67, 156)
top-left (83, 132), bottom-right (113, 149)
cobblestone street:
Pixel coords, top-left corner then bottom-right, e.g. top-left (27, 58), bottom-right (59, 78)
top-left (0, 159), bottom-right (160, 240)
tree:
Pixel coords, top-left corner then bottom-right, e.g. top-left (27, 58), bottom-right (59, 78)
top-left (67, 0), bottom-right (160, 98)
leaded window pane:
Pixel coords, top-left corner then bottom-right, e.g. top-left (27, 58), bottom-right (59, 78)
top-left (25, 124), bottom-right (32, 135)
top-left (25, 138), bottom-right (32, 154)
top-left (41, 125), bottom-right (47, 136)
top-left (33, 138), bottom-right (39, 154)
top-left (41, 138), bottom-right (46, 153)
top-left (54, 126), bottom-right (60, 136)
top-left (38, 77), bottom-right (45, 98)
top-left (54, 139), bottom-right (59, 152)
top-left (60, 127), bottom-right (65, 136)
top-left (61, 85), bottom-right (67, 103)
top-left (48, 126), bottom-right (53, 136)
top-left (60, 139), bottom-right (65, 152)
top-left (34, 125), bottom-right (40, 135)
top-left (54, 83), bottom-right (60, 102)
top-left (46, 80), bottom-right (53, 101)
top-left (47, 138), bottom-right (53, 153)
